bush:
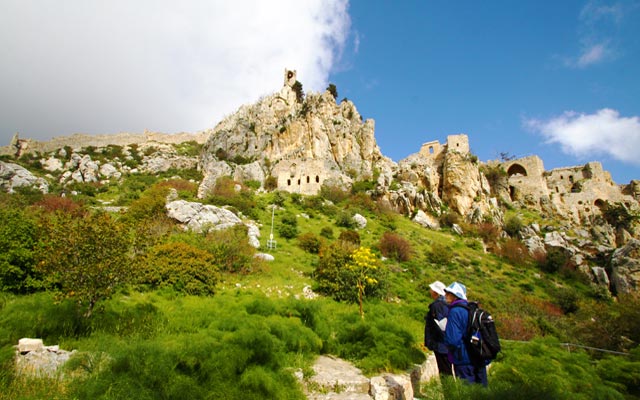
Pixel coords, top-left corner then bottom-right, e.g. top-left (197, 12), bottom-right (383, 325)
top-left (264, 176), bottom-right (278, 191)
top-left (378, 232), bottom-right (413, 262)
top-left (320, 183), bottom-right (349, 204)
top-left (36, 211), bottom-right (134, 317)
top-left (339, 230), bottom-right (361, 246)
top-left (313, 243), bottom-right (387, 304)
top-left (0, 207), bottom-right (42, 294)
top-left (278, 212), bottom-right (299, 239)
top-left (298, 232), bottom-right (322, 254)
top-left (539, 247), bottom-right (570, 274)
top-left (504, 215), bottom-right (524, 237)
top-left (427, 243), bottom-right (454, 265)
top-left (498, 238), bottom-right (531, 266)
top-left (125, 183), bottom-right (172, 221)
top-left (335, 210), bottom-right (356, 228)
top-left (139, 242), bottom-right (219, 295)
top-left (319, 226), bottom-right (334, 239)
top-left (194, 225), bottom-right (258, 274)
top-left (439, 211), bottom-right (460, 227)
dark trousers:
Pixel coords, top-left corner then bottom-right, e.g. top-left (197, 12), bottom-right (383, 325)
top-left (435, 351), bottom-right (453, 376)
top-left (454, 364), bottom-right (487, 386)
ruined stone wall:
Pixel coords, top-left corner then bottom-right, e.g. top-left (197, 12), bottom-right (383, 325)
top-left (502, 156), bottom-right (550, 204)
top-left (418, 140), bottom-right (444, 159)
top-left (445, 134), bottom-right (469, 154)
top-left (1, 131), bottom-right (208, 157)
top-left (273, 159), bottom-right (330, 195)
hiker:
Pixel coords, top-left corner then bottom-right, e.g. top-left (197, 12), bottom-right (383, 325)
top-left (424, 280), bottom-right (452, 376)
top-left (443, 281), bottom-right (488, 386)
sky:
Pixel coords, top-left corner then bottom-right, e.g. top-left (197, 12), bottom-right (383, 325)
top-left (1, 1), bottom-right (639, 184)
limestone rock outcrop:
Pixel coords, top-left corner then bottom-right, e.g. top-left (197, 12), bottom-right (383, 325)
top-left (15, 338), bottom-right (75, 378)
top-left (610, 239), bottom-right (640, 295)
top-left (0, 161), bottom-right (49, 193)
top-left (198, 69), bottom-right (395, 198)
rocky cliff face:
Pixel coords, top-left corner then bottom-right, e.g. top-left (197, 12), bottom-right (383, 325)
top-left (197, 69), bottom-right (395, 198)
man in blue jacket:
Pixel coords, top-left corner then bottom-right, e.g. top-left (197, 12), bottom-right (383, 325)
top-left (424, 280), bottom-right (452, 376)
top-left (443, 282), bottom-right (488, 386)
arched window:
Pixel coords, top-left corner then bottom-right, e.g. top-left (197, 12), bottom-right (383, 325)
top-left (507, 164), bottom-right (527, 177)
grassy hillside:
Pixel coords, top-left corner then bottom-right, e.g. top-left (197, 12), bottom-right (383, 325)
top-left (1, 164), bottom-right (639, 399)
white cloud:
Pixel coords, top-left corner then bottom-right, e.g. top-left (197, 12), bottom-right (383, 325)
top-left (525, 109), bottom-right (640, 165)
top-left (0, 0), bottom-right (350, 142)
top-left (576, 42), bottom-right (609, 67)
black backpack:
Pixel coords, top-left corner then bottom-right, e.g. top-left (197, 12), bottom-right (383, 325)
top-left (460, 302), bottom-right (501, 364)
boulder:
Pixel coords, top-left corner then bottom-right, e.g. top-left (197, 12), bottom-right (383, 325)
top-left (610, 239), bottom-right (640, 295)
top-left (370, 374), bottom-right (413, 400)
top-left (413, 210), bottom-right (439, 230)
top-left (15, 338), bottom-right (75, 378)
top-left (166, 200), bottom-right (242, 232)
top-left (0, 161), bottom-right (49, 193)
top-left (306, 355), bottom-right (370, 398)
top-left (353, 213), bottom-right (367, 230)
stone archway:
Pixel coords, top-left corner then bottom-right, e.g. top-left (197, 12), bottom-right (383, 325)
top-left (507, 163), bottom-right (527, 177)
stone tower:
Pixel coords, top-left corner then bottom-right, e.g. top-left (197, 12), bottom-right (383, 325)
top-left (284, 69), bottom-right (297, 87)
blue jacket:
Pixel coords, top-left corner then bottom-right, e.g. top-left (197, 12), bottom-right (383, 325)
top-left (444, 299), bottom-right (471, 366)
top-left (424, 296), bottom-right (448, 354)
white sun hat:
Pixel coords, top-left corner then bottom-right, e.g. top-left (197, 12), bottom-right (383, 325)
top-left (429, 281), bottom-right (446, 296)
top-left (444, 281), bottom-right (467, 300)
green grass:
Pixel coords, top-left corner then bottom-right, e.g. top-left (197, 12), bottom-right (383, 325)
top-left (1, 179), bottom-right (639, 399)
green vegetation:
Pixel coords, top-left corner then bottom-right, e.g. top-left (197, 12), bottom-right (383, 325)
top-left (0, 168), bottom-right (639, 399)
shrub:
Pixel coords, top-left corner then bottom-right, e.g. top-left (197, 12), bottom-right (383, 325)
top-left (427, 242), bottom-right (454, 265)
top-left (201, 225), bottom-right (258, 274)
top-left (125, 183), bottom-right (171, 221)
top-left (278, 224), bottom-right (299, 240)
top-left (498, 238), bottom-right (531, 266)
top-left (140, 241), bottom-right (218, 295)
top-left (0, 207), bottom-right (42, 293)
top-left (539, 247), bottom-right (570, 274)
top-left (278, 212), bottom-right (299, 239)
top-left (439, 211), bottom-right (460, 227)
top-left (378, 232), bottom-right (413, 262)
top-left (33, 194), bottom-right (85, 216)
top-left (292, 80), bottom-right (304, 103)
top-left (320, 183), bottom-right (349, 204)
top-left (339, 230), bottom-right (361, 246)
top-left (313, 243), bottom-right (386, 304)
top-left (554, 288), bottom-right (579, 314)
top-left (602, 201), bottom-right (639, 232)
top-left (298, 232), bottom-right (322, 254)
top-left (36, 211), bottom-right (134, 317)
top-left (326, 83), bottom-right (338, 99)
top-left (264, 175), bottom-right (278, 191)
top-left (475, 222), bottom-right (501, 245)
top-left (319, 226), bottom-right (334, 239)
top-left (504, 215), bottom-right (524, 237)
top-left (335, 210), bottom-right (356, 228)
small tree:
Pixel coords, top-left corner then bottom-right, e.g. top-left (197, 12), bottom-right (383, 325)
top-left (326, 83), bottom-right (338, 99)
top-left (292, 80), bottom-right (304, 103)
top-left (37, 211), bottom-right (133, 317)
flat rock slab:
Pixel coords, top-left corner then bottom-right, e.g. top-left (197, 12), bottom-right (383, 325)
top-left (308, 355), bottom-right (370, 395)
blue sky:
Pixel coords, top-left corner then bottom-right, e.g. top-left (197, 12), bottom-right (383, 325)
top-left (331, 1), bottom-right (640, 183)
top-left (1, 0), bottom-right (639, 183)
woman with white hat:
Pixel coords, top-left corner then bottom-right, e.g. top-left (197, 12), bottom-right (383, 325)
top-left (424, 280), bottom-right (452, 376)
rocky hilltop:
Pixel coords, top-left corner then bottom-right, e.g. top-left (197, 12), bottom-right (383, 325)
top-left (198, 69), bottom-right (394, 198)
top-left (1, 68), bottom-right (639, 295)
